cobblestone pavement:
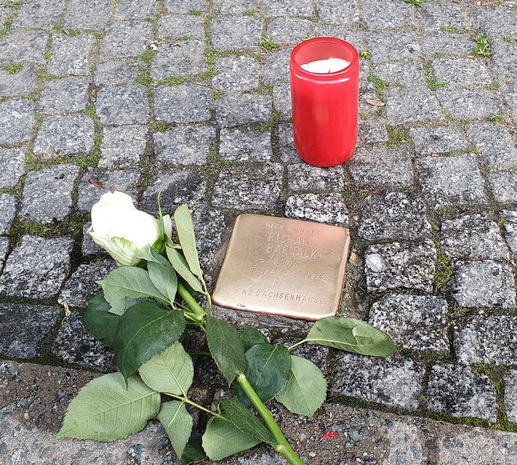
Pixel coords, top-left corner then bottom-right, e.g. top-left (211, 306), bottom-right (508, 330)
top-left (1, 0), bottom-right (517, 463)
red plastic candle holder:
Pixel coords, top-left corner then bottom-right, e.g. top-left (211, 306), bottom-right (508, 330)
top-left (290, 37), bottom-right (360, 167)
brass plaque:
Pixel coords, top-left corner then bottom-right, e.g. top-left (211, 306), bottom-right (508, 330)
top-left (212, 214), bottom-right (350, 320)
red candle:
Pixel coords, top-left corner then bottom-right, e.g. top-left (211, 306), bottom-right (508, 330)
top-left (290, 37), bottom-right (359, 167)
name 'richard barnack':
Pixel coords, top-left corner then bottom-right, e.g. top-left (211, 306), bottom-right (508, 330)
top-left (266, 232), bottom-right (319, 259)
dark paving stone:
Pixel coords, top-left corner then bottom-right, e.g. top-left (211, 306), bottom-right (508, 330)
top-left (115, 0), bottom-right (157, 20)
top-left (0, 237), bottom-right (8, 269)
top-left (37, 77), bottom-right (90, 115)
top-left (365, 240), bottom-right (437, 293)
top-left (63, 0), bottom-right (112, 30)
top-left (157, 14), bottom-right (204, 39)
top-left (272, 83), bottom-right (291, 117)
top-left (154, 83), bottom-right (211, 123)
top-left (409, 126), bottom-right (469, 156)
top-left (261, 0), bottom-right (312, 16)
top-left (504, 370), bottom-right (517, 423)
top-left (436, 88), bottom-right (503, 120)
top-left (417, 2), bottom-right (472, 30)
top-left (474, 8), bottom-right (517, 40)
top-left (20, 164), bottom-right (80, 224)
top-left (212, 56), bottom-right (260, 92)
top-left (266, 17), bottom-right (311, 45)
top-left (431, 58), bottom-right (492, 87)
top-left (287, 163), bottom-right (344, 192)
top-left (451, 260), bottom-right (516, 309)
top-left (385, 87), bottom-right (442, 125)
top-left (416, 154), bottom-right (488, 211)
top-left (0, 304), bottom-right (60, 359)
top-left (12, 0), bottom-right (64, 29)
top-left (0, 99), bottom-right (35, 145)
top-left (262, 48), bottom-right (291, 84)
top-left (99, 125), bottom-right (147, 169)
top-left (501, 82), bottom-right (517, 119)
top-left (100, 21), bottom-right (152, 58)
top-left (213, 0), bottom-right (256, 14)
top-left (501, 210), bottom-right (517, 254)
top-left (210, 16), bottom-right (262, 50)
top-left (33, 115), bottom-right (94, 159)
top-left (95, 86), bottom-right (149, 125)
top-left (357, 120), bottom-right (389, 145)
top-left (362, 0), bottom-right (413, 29)
top-left (373, 60), bottom-right (426, 87)
top-left (0, 148), bottom-right (25, 188)
top-left (154, 125), bottom-right (216, 166)
top-left (0, 64), bottom-right (37, 97)
top-left (285, 193), bottom-right (349, 225)
top-left (165, 0), bottom-right (207, 13)
top-left (94, 60), bottom-right (140, 86)
top-left (440, 213), bottom-right (510, 261)
top-left (219, 128), bottom-right (272, 162)
top-left (77, 169), bottom-right (140, 213)
top-left (366, 31), bottom-right (420, 63)
top-left (151, 40), bottom-right (207, 79)
top-left (215, 93), bottom-right (272, 127)
top-left (370, 294), bottom-right (449, 354)
top-left (427, 364), bottom-right (497, 422)
top-left (47, 33), bottom-right (96, 76)
top-left (487, 171), bottom-right (517, 206)
top-left (454, 315), bottom-right (517, 366)
top-left (348, 145), bottom-right (414, 191)
top-left (331, 353), bottom-right (425, 410)
top-left (212, 163), bottom-right (284, 211)
top-left (358, 192), bottom-right (432, 242)
top-left (0, 236), bottom-right (74, 299)
top-left (0, 194), bottom-right (16, 235)
top-left (315, 0), bottom-right (359, 25)
top-left (0, 31), bottom-right (48, 65)
top-left (420, 31), bottom-right (475, 57)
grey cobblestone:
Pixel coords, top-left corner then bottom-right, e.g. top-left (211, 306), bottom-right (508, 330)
top-left (365, 240), bottom-right (437, 293)
top-left (100, 21), bottom-right (152, 59)
top-left (417, 2), bottom-right (472, 30)
top-left (263, 49), bottom-right (291, 84)
top-left (287, 164), bottom-right (344, 192)
top-left (501, 210), bottom-right (517, 254)
top-left (0, 236), bottom-right (74, 299)
top-left (369, 294), bottom-right (449, 354)
top-left (0, 31), bottom-right (48, 65)
top-left (47, 34), bottom-right (96, 76)
top-left (0, 194), bottom-right (16, 235)
top-left (0, 238), bottom-right (8, 270)
top-left (366, 31), bottom-right (420, 63)
top-left (358, 192), bottom-right (432, 242)
top-left (219, 128), bottom-right (272, 162)
top-left (63, 0), bottom-right (112, 31)
top-left (165, 0), bottom-right (207, 14)
top-left (331, 353), bottom-right (425, 410)
top-left (409, 126), bottom-right (469, 156)
top-left (374, 60), bottom-right (426, 87)
top-left (315, 0), bottom-right (358, 25)
top-left (385, 87), bottom-right (442, 125)
top-left (357, 120), bottom-right (389, 145)
top-left (431, 58), bottom-right (492, 88)
top-left (115, 0), bottom-right (157, 20)
top-left (261, 0), bottom-right (312, 17)
top-left (466, 123), bottom-right (517, 171)
top-left (211, 16), bottom-right (262, 51)
top-left (12, 0), bottom-right (64, 29)
top-left (451, 260), bottom-right (516, 309)
top-left (474, 8), bottom-right (517, 40)
top-left (151, 40), bottom-right (207, 79)
top-left (426, 364), bottom-right (497, 422)
top-left (95, 86), bottom-right (149, 125)
top-left (154, 84), bottom-right (211, 123)
top-left (158, 15), bottom-right (204, 39)
top-left (362, 0), bottom-right (413, 29)
top-left (94, 61), bottom-right (140, 86)
top-left (420, 31), bottom-right (475, 57)
top-left (0, 99), bottom-right (35, 145)
top-left (455, 315), bottom-right (517, 366)
top-left (285, 193), bottom-right (349, 225)
top-left (502, 82), bottom-right (517, 119)
top-left (0, 148), bottom-right (25, 188)
top-left (38, 77), bottom-right (90, 115)
top-left (504, 370), bottom-right (517, 423)
top-left (99, 125), bottom-right (147, 168)
top-left (0, 64), bottom-right (37, 97)
top-left (212, 56), bottom-right (260, 92)
top-left (266, 17), bottom-right (311, 45)
top-left (20, 164), bottom-right (80, 224)
top-left (436, 88), bottom-right (503, 120)
top-left (216, 93), bottom-right (271, 126)
top-left (487, 171), bottom-right (517, 206)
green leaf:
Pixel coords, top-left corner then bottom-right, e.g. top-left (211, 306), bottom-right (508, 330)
top-left (139, 342), bottom-right (193, 395)
top-left (206, 316), bottom-right (246, 385)
top-left (83, 294), bottom-right (119, 348)
top-left (173, 204), bottom-right (203, 280)
top-left (114, 301), bottom-right (186, 380)
top-left (306, 317), bottom-right (398, 356)
top-left (202, 417), bottom-right (260, 461)
top-left (98, 266), bottom-right (169, 315)
top-left (220, 398), bottom-right (275, 445)
top-left (245, 343), bottom-right (291, 402)
top-left (240, 327), bottom-right (268, 352)
top-left (158, 401), bottom-right (193, 460)
top-left (148, 260), bottom-right (178, 306)
top-left (275, 356), bottom-right (327, 418)
top-left (180, 431), bottom-right (207, 465)
top-left (166, 245), bottom-right (203, 293)
top-left (58, 373), bottom-right (160, 441)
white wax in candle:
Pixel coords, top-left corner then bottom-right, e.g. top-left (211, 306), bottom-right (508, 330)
top-left (300, 57), bottom-right (350, 73)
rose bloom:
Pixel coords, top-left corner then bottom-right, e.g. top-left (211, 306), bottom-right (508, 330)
top-left (89, 191), bottom-right (170, 266)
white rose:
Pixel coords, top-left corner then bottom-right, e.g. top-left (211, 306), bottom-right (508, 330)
top-left (89, 191), bottom-right (171, 266)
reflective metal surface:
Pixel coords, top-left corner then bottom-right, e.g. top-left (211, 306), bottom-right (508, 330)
top-left (212, 214), bottom-right (350, 320)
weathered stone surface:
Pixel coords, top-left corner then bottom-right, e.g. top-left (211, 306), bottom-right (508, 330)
top-left (58, 260), bottom-right (116, 308)
top-left (0, 237), bottom-right (9, 269)
top-left (38, 77), bottom-right (90, 115)
top-left (287, 163), bottom-right (344, 192)
top-left (158, 14), bottom-right (204, 39)
top-left (501, 210), bottom-right (517, 254)
top-left (451, 260), bottom-right (516, 309)
top-left (0, 64), bottom-right (37, 97)
top-left (216, 93), bottom-right (271, 127)
top-left (94, 60), bottom-right (140, 86)
top-left (366, 31), bottom-right (420, 63)
top-left (33, 114), bottom-right (94, 159)
top-left (285, 193), bottom-right (349, 225)
top-left (0, 236), bottom-right (73, 299)
top-left (358, 191), bottom-right (432, 242)
top-left (0, 148), bottom-right (24, 188)
top-left (474, 8), bottom-right (517, 40)
top-left (210, 16), bottom-right (262, 50)
top-left (115, 0), bottom-right (157, 19)
top-left (0, 194), bottom-right (16, 235)
top-left (365, 240), bottom-right (436, 293)
top-left (418, 2), bottom-right (472, 30)
top-left (262, 49), bottom-right (291, 84)
top-left (357, 120), bottom-right (388, 145)
top-left (420, 31), bottom-right (475, 56)
top-left (504, 369), bottom-right (517, 423)
top-left (426, 364), bottom-right (497, 422)
top-left (100, 21), bottom-right (152, 58)
top-left (77, 169), bottom-right (140, 213)
top-left (266, 17), bottom-right (311, 45)
top-left (362, 0), bottom-right (413, 29)
top-left (331, 353), bottom-right (425, 409)
top-left (272, 83), bottom-right (291, 117)
top-left (47, 33), bottom-right (96, 76)
top-left (348, 145), bottom-right (414, 190)
top-left (63, 0), bottom-right (112, 30)
top-left (12, 0), bottom-right (64, 28)
top-left (370, 294), bottom-right (449, 354)
top-left (212, 163), bottom-right (283, 211)
top-left (154, 125), bottom-right (216, 166)
top-left (374, 60), bottom-right (426, 87)
top-left (219, 128), bottom-right (272, 162)
top-left (315, 0), bottom-right (359, 25)
top-left (99, 125), bottom-right (147, 168)
top-left (385, 87), bottom-right (442, 125)
top-left (416, 154), bottom-right (488, 211)
top-left (212, 56), bottom-right (260, 92)
top-left (409, 126), bottom-right (469, 156)
top-left (0, 99), bottom-right (35, 145)
top-left (165, 0), bottom-right (206, 13)
top-left (487, 171), bottom-right (517, 206)
top-left (20, 164), bottom-right (80, 224)
top-left (154, 84), bottom-right (211, 123)
top-left (431, 58), bottom-right (492, 87)
top-left (151, 40), bottom-right (207, 79)
top-left (0, 31), bottom-right (48, 65)
top-left (466, 122), bottom-right (517, 171)
top-left (440, 214), bottom-right (509, 261)
top-left (454, 315), bottom-right (517, 366)
top-left (436, 88), bottom-right (503, 120)
top-left (0, 304), bottom-right (61, 359)
top-left (95, 86), bottom-right (149, 125)
top-left (261, 0), bottom-right (312, 16)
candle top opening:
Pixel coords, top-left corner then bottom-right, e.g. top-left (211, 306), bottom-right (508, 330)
top-left (300, 57), bottom-right (350, 73)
